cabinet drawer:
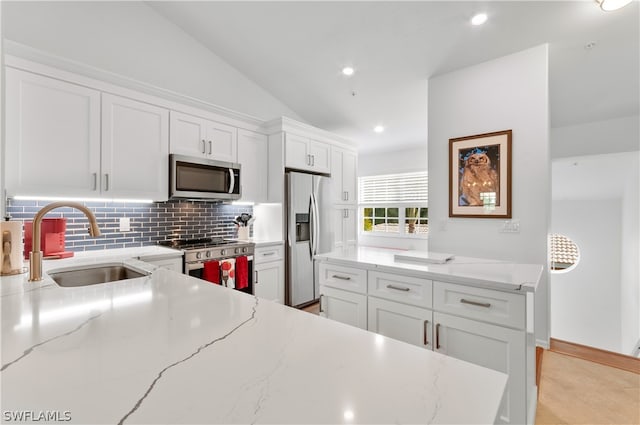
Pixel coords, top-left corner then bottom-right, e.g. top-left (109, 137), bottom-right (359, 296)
top-left (254, 244), bottom-right (284, 264)
top-left (368, 271), bottom-right (432, 308)
top-left (318, 263), bottom-right (367, 294)
top-left (433, 281), bottom-right (525, 329)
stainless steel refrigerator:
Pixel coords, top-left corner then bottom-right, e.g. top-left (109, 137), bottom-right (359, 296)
top-left (285, 171), bottom-right (331, 308)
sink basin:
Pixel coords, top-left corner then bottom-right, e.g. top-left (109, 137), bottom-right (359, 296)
top-left (48, 263), bottom-right (150, 287)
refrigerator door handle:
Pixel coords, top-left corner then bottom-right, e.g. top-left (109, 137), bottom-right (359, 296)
top-left (308, 195), bottom-right (314, 260)
top-left (311, 192), bottom-right (320, 256)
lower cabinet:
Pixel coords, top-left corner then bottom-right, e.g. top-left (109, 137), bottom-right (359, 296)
top-left (254, 260), bottom-right (284, 304)
top-left (317, 260), bottom-right (533, 425)
top-left (319, 285), bottom-right (367, 330)
top-left (368, 296), bottom-right (433, 349)
top-left (433, 312), bottom-right (525, 425)
top-left (254, 244), bottom-right (285, 304)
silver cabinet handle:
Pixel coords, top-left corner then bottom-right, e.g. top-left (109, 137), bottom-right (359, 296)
top-left (423, 320), bottom-right (429, 345)
top-left (255, 270), bottom-right (259, 284)
top-left (263, 252), bottom-right (276, 256)
top-left (208, 140), bottom-right (212, 155)
top-left (343, 191), bottom-right (348, 201)
top-left (201, 139), bottom-right (206, 154)
top-left (92, 173), bottom-right (97, 191)
top-left (311, 155), bottom-right (315, 166)
top-left (104, 173), bottom-right (110, 191)
top-left (460, 299), bottom-right (491, 308)
top-left (386, 284), bottom-right (410, 292)
top-left (332, 274), bottom-right (351, 281)
top-left (345, 191), bottom-right (349, 201)
top-left (306, 154), bottom-right (311, 166)
top-left (345, 209), bottom-right (349, 218)
top-left (436, 323), bottom-right (441, 349)
top-left (319, 294), bottom-right (324, 313)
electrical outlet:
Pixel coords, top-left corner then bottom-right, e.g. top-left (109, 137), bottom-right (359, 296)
top-left (501, 219), bottom-right (520, 233)
top-left (119, 217), bottom-right (131, 232)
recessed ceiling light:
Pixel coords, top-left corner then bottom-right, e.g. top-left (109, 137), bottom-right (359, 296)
top-left (373, 125), bottom-right (385, 133)
top-left (595, 0), bottom-right (632, 11)
top-left (342, 66), bottom-right (355, 76)
top-left (471, 13), bottom-right (488, 26)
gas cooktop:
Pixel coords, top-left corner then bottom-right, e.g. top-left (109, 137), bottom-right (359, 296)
top-left (158, 237), bottom-right (251, 251)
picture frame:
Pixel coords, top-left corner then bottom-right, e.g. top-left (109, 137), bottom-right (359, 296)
top-left (449, 130), bottom-right (512, 218)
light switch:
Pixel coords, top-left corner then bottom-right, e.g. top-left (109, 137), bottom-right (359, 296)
top-left (501, 219), bottom-right (520, 233)
top-left (119, 217), bottom-right (131, 232)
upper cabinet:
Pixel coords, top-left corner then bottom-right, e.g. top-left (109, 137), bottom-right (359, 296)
top-left (284, 133), bottom-right (330, 174)
top-left (5, 68), bottom-right (102, 198)
top-left (101, 94), bottom-right (169, 201)
top-left (170, 111), bottom-right (238, 163)
top-left (237, 129), bottom-right (268, 203)
top-left (330, 146), bottom-right (357, 205)
top-left (5, 68), bottom-right (170, 201)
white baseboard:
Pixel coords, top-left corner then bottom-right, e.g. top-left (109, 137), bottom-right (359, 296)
top-left (536, 338), bottom-right (550, 349)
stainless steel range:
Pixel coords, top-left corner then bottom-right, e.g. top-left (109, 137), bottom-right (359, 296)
top-left (159, 238), bottom-right (254, 294)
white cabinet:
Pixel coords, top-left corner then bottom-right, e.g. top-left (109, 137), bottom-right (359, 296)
top-left (237, 129), bottom-right (268, 203)
top-left (5, 68), bottom-right (169, 201)
top-left (317, 259), bottom-right (534, 425)
top-left (331, 207), bottom-right (357, 249)
top-left (284, 133), bottom-right (330, 174)
top-left (368, 297), bottom-right (433, 349)
top-left (101, 94), bottom-right (169, 201)
top-left (319, 285), bottom-right (367, 330)
top-left (170, 110), bottom-right (237, 163)
top-left (433, 311), bottom-right (525, 424)
top-left (254, 244), bottom-right (284, 304)
top-left (331, 147), bottom-right (357, 204)
top-left (5, 67), bottom-right (101, 198)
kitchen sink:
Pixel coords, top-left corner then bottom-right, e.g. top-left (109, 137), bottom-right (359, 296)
top-left (48, 263), bottom-right (150, 287)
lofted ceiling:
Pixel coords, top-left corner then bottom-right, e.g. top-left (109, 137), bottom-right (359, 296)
top-left (149, 1), bottom-right (639, 153)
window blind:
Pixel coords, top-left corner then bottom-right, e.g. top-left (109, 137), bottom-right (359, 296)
top-left (359, 171), bottom-right (428, 204)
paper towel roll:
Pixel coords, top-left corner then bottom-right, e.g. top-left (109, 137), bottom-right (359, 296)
top-left (1, 220), bottom-right (25, 275)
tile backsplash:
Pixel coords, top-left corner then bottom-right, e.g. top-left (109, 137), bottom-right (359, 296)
top-left (6, 199), bottom-right (252, 252)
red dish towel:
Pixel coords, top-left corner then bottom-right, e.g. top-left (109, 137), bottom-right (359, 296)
top-left (235, 256), bottom-right (249, 290)
top-left (203, 260), bottom-right (220, 284)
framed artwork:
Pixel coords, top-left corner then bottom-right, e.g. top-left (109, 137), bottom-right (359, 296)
top-left (449, 130), bottom-right (512, 218)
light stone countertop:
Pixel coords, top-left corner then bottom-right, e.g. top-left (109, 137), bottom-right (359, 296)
top-left (315, 246), bottom-right (543, 292)
top-left (1, 246), bottom-right (507, 424)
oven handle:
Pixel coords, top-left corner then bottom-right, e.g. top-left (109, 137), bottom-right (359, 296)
top-left (185, 255), bottom-right (254, 273)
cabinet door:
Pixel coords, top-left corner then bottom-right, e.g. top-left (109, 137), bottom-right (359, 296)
top-left (204, 120), bottom-right (237, 163)
top-left (433, 312), bottom-right (526, 424)
top-left (330, 147), bottom-right (344, 203)
top-left (102, 94), bottom-right (169, 201)
top-left (237, 129), bottom-right (268, 203)
top-left (319, 285), bottom-right (367, 329)
top-left (254, 260), bottom-right (284, 304)
top-left (368, 297), bottom-right (433, 350)
top-left (169, 111), bottom-right (207, 157)
top-left (332, 207), bottom-right (357, 249)
top-left (342, 150), bottom-right (357, 204)
top-left (285, 133), bottom-right (310, 170)
top-left (309, 140), bottom-right (330, 174)
top-left (5, 68), bottom-right (101, 198)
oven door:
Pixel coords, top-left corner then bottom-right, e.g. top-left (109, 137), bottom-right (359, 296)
top-left (185, 257), bottom-right (254, 295)
top-left (170, 154), bottom-right (241, 200)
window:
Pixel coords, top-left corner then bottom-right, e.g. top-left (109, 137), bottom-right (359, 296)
top-left (549, 233), bottom-right (580, 272)
top-left (359, 172), bottom-right (428, 237)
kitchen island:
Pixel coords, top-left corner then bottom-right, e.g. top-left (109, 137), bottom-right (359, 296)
top-left (1, 247), bottom-right (507, 424)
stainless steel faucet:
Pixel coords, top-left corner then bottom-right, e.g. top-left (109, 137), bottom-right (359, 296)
top-left (28, 202), bottom-right (102, 281)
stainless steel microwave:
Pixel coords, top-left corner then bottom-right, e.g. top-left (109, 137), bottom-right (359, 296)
top-left (169, 154), bottom-right (241, 201)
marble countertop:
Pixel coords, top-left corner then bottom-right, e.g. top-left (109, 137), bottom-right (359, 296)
top-left (1, 247), bottom-right (507, 424)
top-left (316, 246), bottom-right (543, 292)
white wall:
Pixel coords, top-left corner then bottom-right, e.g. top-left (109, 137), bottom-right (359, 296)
top-left (428, 45), bottom-right (551, 345)
top-left (551, 115), bottom-right (640, 159)
top-left (1, 1), bottom-right (301, 122)
top-left (620, 152), bottom-right (640, 355)
top-left (551, 200), bottom-right (623, 352)
top-left (358, 146), bottom-right (428, 250)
